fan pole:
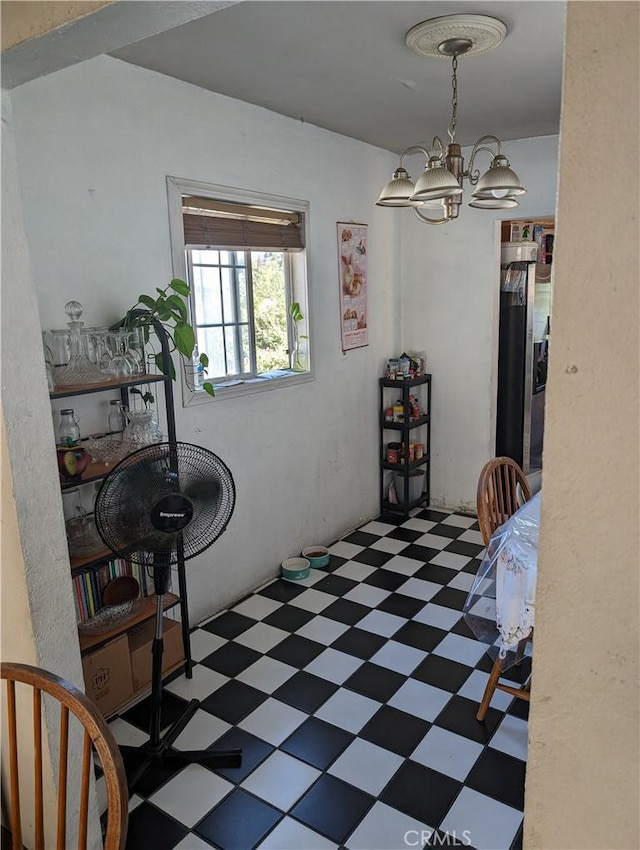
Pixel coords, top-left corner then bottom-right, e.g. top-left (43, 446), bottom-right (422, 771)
top-left (149, 600), bottom-right (165, 752)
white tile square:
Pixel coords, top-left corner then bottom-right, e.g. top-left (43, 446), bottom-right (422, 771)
top-left (305, 648), bottom-right (363, 685)
top-left (369, 641), bottom-right (427, 676)
top-left (411, 726), bottom-right (483, 781)
top-left (400, 517), bottom-right (436, 533)
top-left (333, 561), bottom-right (375, 582)
top-left (389, 679), bottom-right (452, 722)
top-left (128, 795), bottom-right (143, 813)
top-left (172, 709), bottom-right (230, 751)
top-left (328, 738), bottom-right (403, 796)
top-left (432, 633), bottom-right (487, 667)
top-left (329, 541), bottom-right (364, 559)
top-left (235, 622), bottom-right (289, 652)
top-left (291, 568), bottom-right (326, 587)
top-left (188, 628), bottom-right (227, 662)
top-left (441, 514), bottom-right (477, 528)
top-left (458, 529), bottom-right (485, 546)
top-left (447, 571), bottom-right (476, 592)
top-left (346, 801), bottom-right (435, 850)
top-left (236, 656), bottom-right (297, 693)
top-left (370, 537), bottom-right (410, 555)
top-left (381, 554), bottom-right (423, 575)
top-left (359, 520), bottom-right (398, 536)
top-left (413, 532), bottom-right (451, 550)
top-left (413, 603), bottom-right (462, 630)
top-left (315, 688), bottom-right (380, 733)
top-left (149, 764), bottom-right (233, 828)
top-left (165, 664), bottom-right (229, 702)
top-left (232, 595), bottom-right (283, 621)
top-left (343, 584), bottom-right (390, 608)
top-left (258, 817), bottom-right (337, 850)
top-left (288, 589), bottom-right (336, 614)
top-left (239, 698), bottom-right (307, 745)
top-left (356, 609), bottom-right (406, 638)
top-left (296, 615), bottom-right (349, 645)
top-left (107, 718), bottom-right (149, 748)
top-left (430, 550), bottom-right (474, 571)
top-left (440, 787), bottom-right (523, 850)
top-left (457, 669), bottom-right (514, 711)
top-left (490, 714), bottom-right (529, 761)
top-left (242, 750), bottom-right (320, 811)
top-left (174, 834), bottom-right (217, 850)
top-left (396, 577), bottom-right (441, 601)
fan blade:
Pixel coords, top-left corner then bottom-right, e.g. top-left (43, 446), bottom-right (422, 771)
top-left (180, 477), bottom-right (221, 504)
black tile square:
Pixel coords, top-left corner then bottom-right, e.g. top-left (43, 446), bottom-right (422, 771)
top-left (429, 522), bottom-right (465, 540)
top-left (257, 579), bottom-right (307, 603)
top-left (281, 716), bottom-right (354, 770)
top-left (376, 592), bottom-right (425, 619)
top-left (360, 705), bottom-right (431, 757)
top-left (510, 824), bottom-right (524, 850)
top-left (201, 610), bottom-right (256, 640)
top-left (401, 544), bottom-right (442, 564)
top-left (200, 680), bottom-right (268, 724)
top-left (462, 556), bottom-right (484, 574)
top-left (450, 617), bottom-right (476, 640)
top-left (415, 509), bottom-right (451, 523)
top-left (330, 627), bottom-right (387, 660)
top-left (444, 539), bottom-right (485, 558)
top-left (500, 655), bottom-right (532, 684)
top-left (376, 512), bottom-right (406, 526)
top-left (273, 671), bottom-right (338, 713)
top-left (475, 653), bottom-right (496, 674)
top-left (312, 574), bottom-right (358, 597)
top-left (344, 663), bottom-right (406, 702)
top-left (343, 530), bottom-right (381, 547)
top-left (380, 760), bottom-right (461, 827)
top-left (362, 568), bottom-right (406, 591)
top-left (386, 526), bottom-right (423, 543)
top-left (195, 788), bottom-right (282, 850)
top-left (429, 586), bottom-right (469, 611)
top-left (122, 752), bottom-right (185, 799)
top-left (324, 553), bottom-right (348, 572)
top-left (267, 634), bottom-right (325, 668)
top-left (125, 802), bottom-right (188, 850)
top-left (290, 774), bottom-right (374, 845)
top-left (507, 695), bottom-right (530, 720)
top-left (466, 748), bottom-right (527, 810)
top-left (432, 695), bottom-right (502, 744)
top-left (200, 642), bottom-right (262, 677)
top-left (322, 598), bottom-right (370, 626)
top-left (122, 690), bottom-right (188, 734)
top-left (394, 621), bottom-right (448, 652)
top-left (351, 548), bottom-right (393, 567)
top-left (413, 563), bottom-right (459, 585)
top-left (262, 603), bottom-right (315, 632)
top-left (411, 654), bottom-right (473, 693)
top-left (211, 727), bottom-right (274, 783)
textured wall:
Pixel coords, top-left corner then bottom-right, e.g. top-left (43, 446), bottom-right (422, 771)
top-left (1, 1), bottom-right (114, 50)
top-left (524, 2), bottom-right (640, 847)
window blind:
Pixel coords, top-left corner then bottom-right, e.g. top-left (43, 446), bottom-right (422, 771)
top-left (182, 197), bottom-right (304, 251)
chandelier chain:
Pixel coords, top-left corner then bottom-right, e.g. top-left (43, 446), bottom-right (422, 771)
top-left (448, 54), bottom-right (458, 144)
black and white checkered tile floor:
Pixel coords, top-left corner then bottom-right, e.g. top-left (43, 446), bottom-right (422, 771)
top-left (99, 508), bottom-right (530, 850)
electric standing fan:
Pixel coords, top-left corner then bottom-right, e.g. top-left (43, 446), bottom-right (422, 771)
top-left (94, 441), bottom-right (242, 792)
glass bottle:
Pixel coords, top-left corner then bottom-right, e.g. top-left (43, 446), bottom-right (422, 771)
top-left (56, 301), bottom-right (104, 385)
top-left (108, 400), bottom-right (127, 435)
top-left (188, 344), bottom-right (205, 391)
top-left (59, 409), bottom-right (81, 446)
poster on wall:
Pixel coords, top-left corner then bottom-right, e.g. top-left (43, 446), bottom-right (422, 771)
top-left (337, 222), bottom-right (368, 352)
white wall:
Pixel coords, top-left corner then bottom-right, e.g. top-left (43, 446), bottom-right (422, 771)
top-left (399, 135), bottom-right (559, 511)
top-left (9, 55), bottom-right (400, 624)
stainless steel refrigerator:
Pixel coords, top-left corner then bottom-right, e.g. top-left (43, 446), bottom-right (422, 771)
top-left (496, 262), bottom-right (550, 474)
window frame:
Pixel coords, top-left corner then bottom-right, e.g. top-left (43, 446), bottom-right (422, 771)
top-left (166, 176), bottom-right (313, 407)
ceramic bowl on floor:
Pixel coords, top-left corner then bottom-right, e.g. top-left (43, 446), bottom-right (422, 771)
top-left (301, 546), bottom-right (330, 569)
top-left (281, 557), bottom-right (310, 582)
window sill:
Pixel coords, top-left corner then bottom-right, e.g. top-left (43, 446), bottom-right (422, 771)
top-left (182, 368), bottom-right (314, 406)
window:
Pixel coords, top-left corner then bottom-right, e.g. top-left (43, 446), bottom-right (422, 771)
top-left (167, 178), bottom-right (310, 403)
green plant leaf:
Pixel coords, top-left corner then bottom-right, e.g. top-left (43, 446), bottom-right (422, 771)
top-left (170, 279), bottom-right (190, 297)
top-left (199, 352), bottom-right (209, 368)
top-left (156, 302), bottom-right (173, 322)
top-left (174, 322), bottom-right (195, 358)
top-left (139, 294), bottom-right (157, 311)
top-left (289, 301), bottom-right (303, 322)
top-left (166, 295), bottom-right (188, 320)
top-left (203, 381), bottom-right (215, 397)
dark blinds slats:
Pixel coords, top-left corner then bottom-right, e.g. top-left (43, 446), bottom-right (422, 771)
top-left (183, 213), bottom-right (304, 251)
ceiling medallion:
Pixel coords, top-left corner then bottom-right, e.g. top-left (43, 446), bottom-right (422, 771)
top-left (405, 14), bottom-right (507, 59)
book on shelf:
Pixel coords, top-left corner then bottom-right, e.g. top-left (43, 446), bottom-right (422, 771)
top-left (73, 557), bottom-right (168, 624)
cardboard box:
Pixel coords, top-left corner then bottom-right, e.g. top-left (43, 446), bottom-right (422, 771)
top-left (82, 635), bottom-right (133, 717)
top-left (128, 617), bottom-right (184, 692)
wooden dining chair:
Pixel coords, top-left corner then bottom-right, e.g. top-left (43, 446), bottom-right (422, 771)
top-left (475, 457), bottom-right (532, 721)
top-left (1, 662), bottom-right (128, 850)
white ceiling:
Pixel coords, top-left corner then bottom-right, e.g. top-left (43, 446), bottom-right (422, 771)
top-left (111, 1), bottom-right (566, 154)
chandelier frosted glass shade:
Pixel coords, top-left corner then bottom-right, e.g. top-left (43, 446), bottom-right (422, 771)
top-left (411, 159), bottom-right (464, 202)
top-left (472, 155), bottom-right (527, 199)
top-left (376, 167), bottom-right (422, 207)
top-left (468, 195), bottom-right (519, 209)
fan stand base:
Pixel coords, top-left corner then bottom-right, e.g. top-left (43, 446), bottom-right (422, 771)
top-left (120, 698), bottom-right (241, 794)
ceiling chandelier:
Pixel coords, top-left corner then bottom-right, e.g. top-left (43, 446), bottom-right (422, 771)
top-left (376, 15), bottom-right (526, 225)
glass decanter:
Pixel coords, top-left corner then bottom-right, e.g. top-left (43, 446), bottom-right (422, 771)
top-left (56, 301), bottom-right (105, 385)
top-left (123, 409), bottom-right (162, 448)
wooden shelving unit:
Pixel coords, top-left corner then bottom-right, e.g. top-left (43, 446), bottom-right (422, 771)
top-left (78, 593), bottom-right (180, 654)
